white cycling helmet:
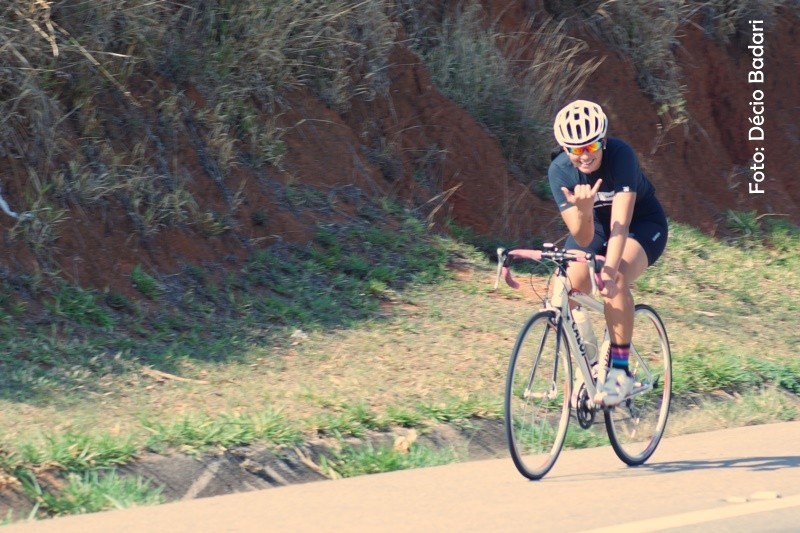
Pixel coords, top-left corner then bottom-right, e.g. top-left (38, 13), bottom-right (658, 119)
top-left (553, 100), bottom-right (608, 147)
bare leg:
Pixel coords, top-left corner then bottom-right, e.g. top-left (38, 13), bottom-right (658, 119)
top-left (591, 239), bottom-right (651, 405)
top-left (563, 251), bottom-right (592, 301)
top-left (603, 239), bottom-right (649, 344)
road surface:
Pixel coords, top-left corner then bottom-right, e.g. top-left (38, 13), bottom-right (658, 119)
top-left (6, 421), bottom-right (800, 532)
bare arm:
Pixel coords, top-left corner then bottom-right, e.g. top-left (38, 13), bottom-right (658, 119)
top-left (600, 191), bottom-right (636, 296)
top-left (560, 179), bottom-right (602, 247)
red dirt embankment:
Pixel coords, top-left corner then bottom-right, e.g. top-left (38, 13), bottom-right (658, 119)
top-left (0, 1), bottom-right (797, 296)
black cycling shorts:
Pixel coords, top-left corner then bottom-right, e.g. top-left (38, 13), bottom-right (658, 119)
top-left (564, 201), bottom-right (668, 266)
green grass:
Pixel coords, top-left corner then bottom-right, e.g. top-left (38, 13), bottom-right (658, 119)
top-left (0, 217), bottom-right (799, 520)
top-left (45, 282), bottom-right (114, 329)
top-left (417, 396), bottom-right (501, 424)
top-left (18, 469), bottom-right (163, 517)
top-left (565, 425), bottom-right (608, 449)
top-left (130, 265), bottom-right (162, 300)
top-left (306, 403), bottom-right (392, 439)
top-left (14, 433), bottom-right (138, 472)
top-left (143, 410), bottom-right (303, 454)
top-left (319, 442), bottom-right (456, 479)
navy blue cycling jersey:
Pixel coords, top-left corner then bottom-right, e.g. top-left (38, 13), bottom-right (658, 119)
top-left (548, 138), bottom-right (659, 222)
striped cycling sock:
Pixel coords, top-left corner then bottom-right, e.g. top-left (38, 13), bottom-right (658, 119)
top-left (610, 343), bottom-right (630, 370)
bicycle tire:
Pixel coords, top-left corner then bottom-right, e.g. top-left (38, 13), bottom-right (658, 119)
top-left (504, 310), bottom-right (572, 480)
top-left (605, 304), bottom-right (672, 466)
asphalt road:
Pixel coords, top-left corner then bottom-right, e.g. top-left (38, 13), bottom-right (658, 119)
top-left (6, 421), bottom-right (800, 532)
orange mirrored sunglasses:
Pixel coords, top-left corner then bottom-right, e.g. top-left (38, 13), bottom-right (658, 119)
top-left (565, 140), bottom-right (603, 155)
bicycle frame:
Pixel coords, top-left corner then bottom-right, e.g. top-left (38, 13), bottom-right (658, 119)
top-left (553, 261), bottom-right (659, 402)
top-left (550, 261), bottom-right (605, 406)
top-left (496, 246), bottom-right (658, 406)
top-left (500, 245), bottom-right (673, 476)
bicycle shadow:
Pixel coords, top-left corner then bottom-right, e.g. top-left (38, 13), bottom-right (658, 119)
top-left (643, 455), bottom-right (800, 473)
top-left (551, 455), bottom-right (800, 483)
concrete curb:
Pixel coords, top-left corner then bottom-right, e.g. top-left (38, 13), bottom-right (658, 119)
top-left (0, 419), bottom-right (507, 519)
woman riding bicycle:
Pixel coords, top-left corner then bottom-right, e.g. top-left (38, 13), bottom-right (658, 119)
top-left (548, 100), bottom-right (668, 407)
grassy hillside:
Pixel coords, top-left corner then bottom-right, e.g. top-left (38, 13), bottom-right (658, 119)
top-left (2, 0), bottom-right (795, 287)
top-left (1, 216), bottom-right (799, 520)
top-left (1, 0), bottom-right (799, 521)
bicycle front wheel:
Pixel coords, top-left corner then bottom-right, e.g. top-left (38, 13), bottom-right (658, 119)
top-left (504, 310), bottom-right (572, 480)
top-left (605, 304), bottom-right (672, 465)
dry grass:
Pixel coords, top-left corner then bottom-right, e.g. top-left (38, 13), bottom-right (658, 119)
top-left (418, 2), bottom-right (599, 177)
top-left (3, 0), bottom-right (793, 251)
top-left (164, 0), bottom-right (397, 113)
top-left (667, 387), bottom-right (800, 437)
top-left (1, 0), bottom-right (400, 249)
top-left (579, 0), bottom-right (690, 126)
top-left (2, 220), bottom-right (799, 452)
top-left (688, 0), bottom-right (784, 42)
top-left (12, 0), bottom-right (788, 257)
top-left (0, 266), bottom-right (517, 446)
top-left (544, 0), bottom-right (790, 128)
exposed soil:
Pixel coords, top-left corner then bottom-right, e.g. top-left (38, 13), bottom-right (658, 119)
top-left (2, 2), bottom-right (798, 295)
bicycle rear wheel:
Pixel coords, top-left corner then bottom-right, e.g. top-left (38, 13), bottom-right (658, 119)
top-left (605, 304), bottom-right (672, 465)
top-left (504, 310), bottom-right (572, 480)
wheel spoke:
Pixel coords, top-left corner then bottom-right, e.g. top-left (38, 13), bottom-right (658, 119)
top-left (605, 304), bottom-right (671, 466)
top-left (505, 311), bottom-right (572, 480)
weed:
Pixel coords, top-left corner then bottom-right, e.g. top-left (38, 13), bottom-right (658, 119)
top-left (366, 279), bottom-right (390, 298)
top-left (105, 291), bottom-right (136, 313)
top-left (319, 441), bottom-right (456, 479)
top-left (251, 209), bottom-right (268, 227)
top-left (9, 199), bottom-right (69, 266)
top-left (418, 395), bottom-right (501, 424)
top-left (194, 211), bottom-right (231, 237)
top-left (725, 209), bottom-right (762, 246)
top-left (284, 184), bottom-right (330, 211)
top-left (384, 406), bottom-right (426, 428)
top-left (565, 425), bottom-right (608, 449)
top-left (45, 283), bottom-right (113, 329)
top-left (143, 410), bottom-right (302, 454)
top-left (21, 470), bottom-right (163, 517)
top-left (194, 104), bottom-right (238, 177)
top-left (130, 265), bottom-right (162, 300)
top-left (116, 149), bottom-right (198, 238)
top-left (748, 358), bottom-right (800, 394)
top-left (16, 432), bottom-right (137, 472)
top-left (306, 404), bottom-right (390, 438)
top-left (693, 0), bottom-right (783, 43)
top-left (51, 160), bottom-right (120, 207)
top-left (178, 0), bottom-right (396, 111)
top-left (673, 346), bottom-right (760, 397)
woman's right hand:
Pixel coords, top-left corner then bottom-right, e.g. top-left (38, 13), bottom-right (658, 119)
top-left (562, 179), bottom-right (602, 213)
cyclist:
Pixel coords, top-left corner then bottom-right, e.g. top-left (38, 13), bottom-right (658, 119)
top-left (548, 99), bottom-right (668, 406)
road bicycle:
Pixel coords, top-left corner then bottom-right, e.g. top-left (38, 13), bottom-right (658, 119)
top-left (495, 244), bottom-right (672, 480)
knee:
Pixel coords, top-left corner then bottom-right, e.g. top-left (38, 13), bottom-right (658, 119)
top-left (566, 264), bottom-right (590, 287)
top-left (616, 270), bottom-right (634, 289)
